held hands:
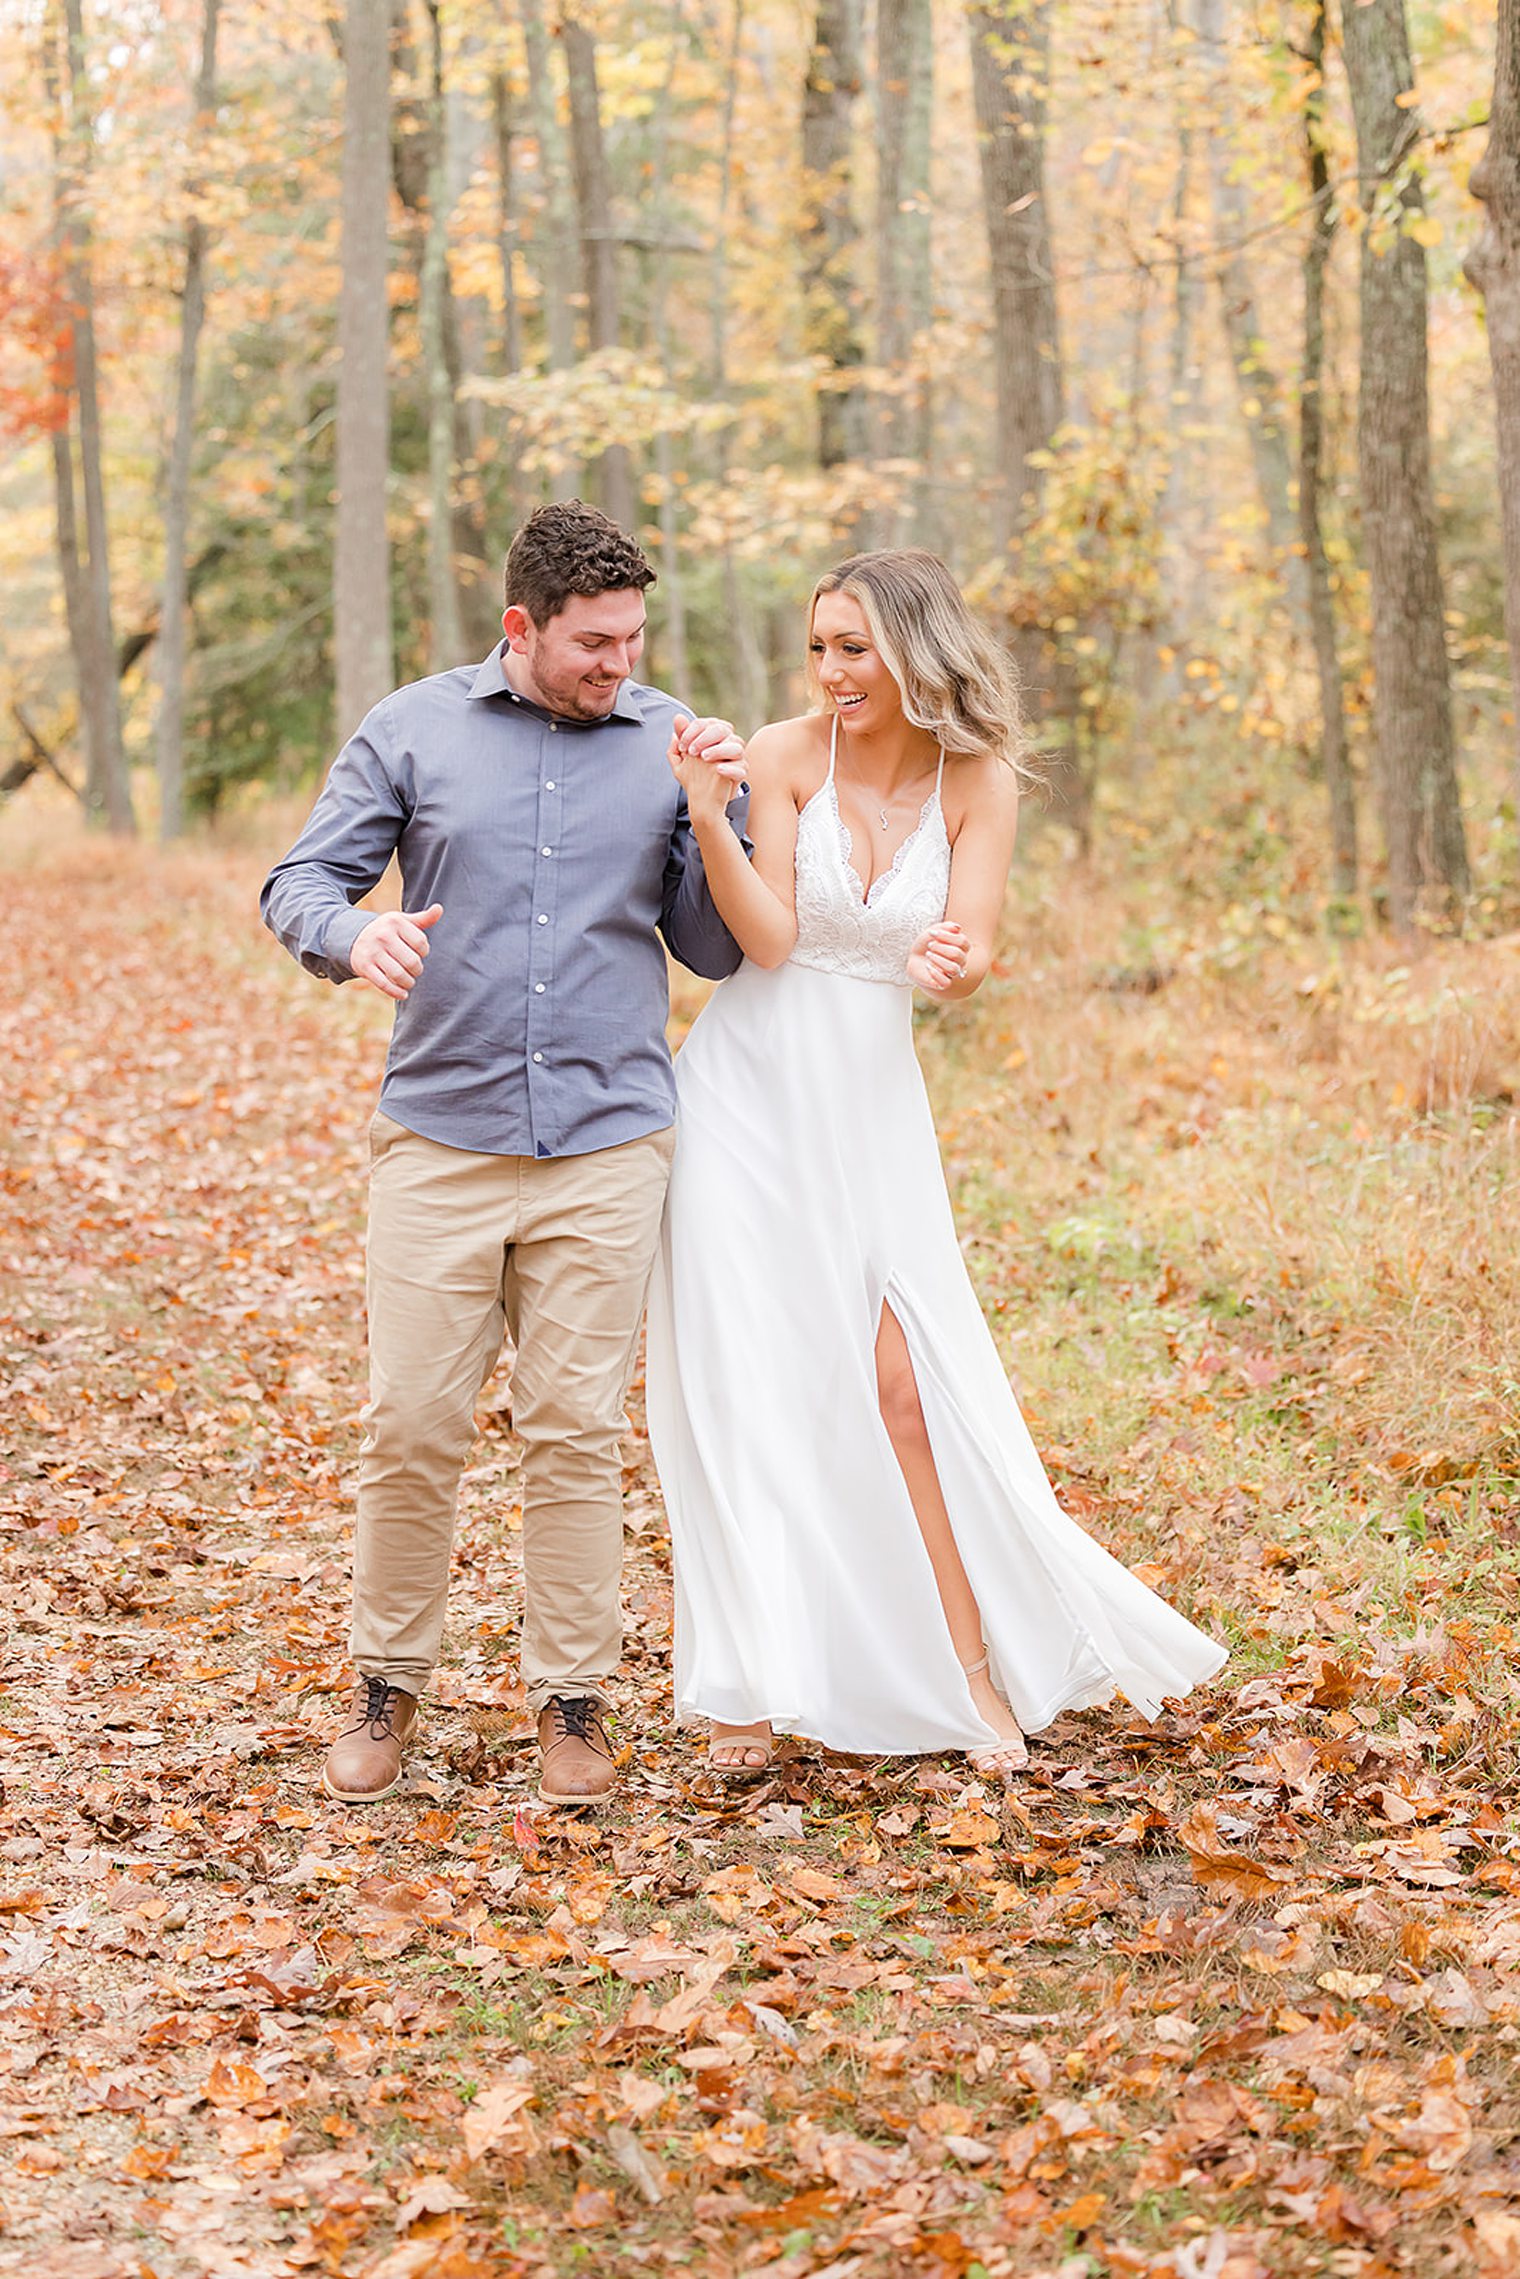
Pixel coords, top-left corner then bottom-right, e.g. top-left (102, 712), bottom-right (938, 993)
top-left (667, 714), bottom-right (746, 827)
top-left (907, 920), bottom-right (971, 997)
top-left (351, 903), bottom-right (442, 1001)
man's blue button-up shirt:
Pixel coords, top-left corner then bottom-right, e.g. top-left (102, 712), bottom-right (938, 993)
top-left (260, 645), bottom-right (747, 1159)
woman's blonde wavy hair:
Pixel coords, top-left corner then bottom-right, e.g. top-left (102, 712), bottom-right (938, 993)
top-left (808, 549), bottom-right (1029, 774)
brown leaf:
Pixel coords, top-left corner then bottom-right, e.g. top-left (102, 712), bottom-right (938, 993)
top-left (936, 1809), bottom-right (1000, 1850)
top-left (1393, 2086), bottom-right (1473, 2172)
top-left (394, 2177), bottom-right (471, 2230)
top-left (565, 2182), bottom-right (617, 2229)
top-left (606, 2123), bottom-right (667, 2204)
top-left (1177, 1806), bottom-right (1292, 1899)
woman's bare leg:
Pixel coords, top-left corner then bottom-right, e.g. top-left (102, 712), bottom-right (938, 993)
top-left (875, 1304), bottom-right (1026, 1765)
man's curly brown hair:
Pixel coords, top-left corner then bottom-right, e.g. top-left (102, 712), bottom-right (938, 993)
top-left (503, 500), bottom-right (656, 626)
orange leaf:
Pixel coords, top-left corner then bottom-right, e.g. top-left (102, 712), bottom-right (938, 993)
top-left (203, 2058), bottom-right (269, 2110)
top-left (565, 2183), bottom-right (617, 2229)
top-left (1046, 2189), bottom-right (1105, 2231)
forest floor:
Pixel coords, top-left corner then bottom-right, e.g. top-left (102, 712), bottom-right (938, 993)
top-left (2, 813), bottom-right (1520, 2279)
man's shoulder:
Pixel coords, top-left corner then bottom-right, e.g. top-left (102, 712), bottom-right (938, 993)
top-left (381, 662), bottom-right (481, 718)
top-left (618, 677), bottom-right (685, 726)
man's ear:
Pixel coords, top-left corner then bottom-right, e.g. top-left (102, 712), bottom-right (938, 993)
top-left (502, 604), bottom-right (531, 650)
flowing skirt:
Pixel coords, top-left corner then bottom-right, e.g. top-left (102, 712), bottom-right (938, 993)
top-left (645, 959), bottom-right (1226, 1752)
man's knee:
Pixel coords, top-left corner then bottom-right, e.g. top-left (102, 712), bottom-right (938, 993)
top-left (361, 1382), bottom-right (479, 1483)
top-left (519, 1414), bottom-right (625, 1497)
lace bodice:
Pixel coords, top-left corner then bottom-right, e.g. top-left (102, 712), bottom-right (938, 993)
top-left (790, 723), bottom-right (951, 984)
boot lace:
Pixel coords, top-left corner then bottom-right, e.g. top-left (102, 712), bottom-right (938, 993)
top-left (544, 1695), bottom-right (605, 1747)
top-left (359, 1676), bottom-right (401, 1734)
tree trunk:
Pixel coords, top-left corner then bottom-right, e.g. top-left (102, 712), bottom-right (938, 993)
top-left (1158, 0), bottom-right (1214, 647)
top-left (1299, 0), bottom-right (1357, 895)
top-left (156, 0), bottom-right (220, 842)
top-left (968, 0), bottom-right (1083, 837)
top-left (875, 0), bottom-right (933, 543)
top-left (517, 0), bottom-right (578, 500)
top-left (802, 0), bottom-right (867, 479)
top-left (1466, 0), bottom-right (1520, 826)
top-left (51, 0), bottom-right (133, 833)
top-left (561, 11), bottom-right (636, 529)
top-left (710, 0), bottom-right (769, 727)
top-left (647, 4), bottom-right (689, 697)
top-left (421, 0), bottom-right (465, 668)
top-left (968, 0), bottom-right (1062, 545)
top-left (1194, 0), bottom-right (1310, 634)
top-left (1341, 0), bottom-right (1469, 926)
top-left (335, 0), bottom-right (394, 740)
top-left (492, 67), bottom-right (524, 379)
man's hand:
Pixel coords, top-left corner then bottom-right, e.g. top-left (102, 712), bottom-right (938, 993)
top-left (672, 714), bottom-right (747, 793)
top-left (351, 904), bottom-right (443, 1001)
top-left (668, 715), bottom-right (746, 827)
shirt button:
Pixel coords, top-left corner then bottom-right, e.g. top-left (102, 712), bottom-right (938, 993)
top-left (534, 983), bottom-right (545, 994)
top-left (537, 914), bottom-right (548, 924)
top-left (545, 780), bottom-right (556, 790)
top-left (532, 1052), bottom-right (544, 1064)
top-left (541, 847), bottom-right (552, 857)
top-left (549, 724), bottom-right (558, 734)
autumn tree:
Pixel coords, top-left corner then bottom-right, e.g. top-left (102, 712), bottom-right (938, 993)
top-left (47, 0), bottom-right (133, 832)
top-left (156, 0), bottom-right (221, 842)
top-left (1341, 0), bottom-right (1469, 927)
top-left (875, 0), bottom-right (932, 544)
top-left (561, 5), bottom-right (636, 530)
top-left (968, 0), bottom-right (1060, 550)
top-left (1466, 0), bottom-right (1520, 824)
top-left (707, 0), bottom-right (769, 729)
top-left (802, 0), bottom-right (866, 481)
top-left (968, 0), bottom-right (1084, 830)
top-left (335, 0), bottom-right (394, 739)
top-left (1298, 0), bottom-right (1357, 893)
top-left (420, 0), bottom-right (465, 669)
top-left (517, 0), bottom-right (579, 501)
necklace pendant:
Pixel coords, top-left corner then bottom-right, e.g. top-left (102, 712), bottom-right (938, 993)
top-left (878, 807), bottom-right (890, 830)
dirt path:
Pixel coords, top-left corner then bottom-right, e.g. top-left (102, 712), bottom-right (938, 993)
top-left (1, 845), bottom-right (1517, 2279)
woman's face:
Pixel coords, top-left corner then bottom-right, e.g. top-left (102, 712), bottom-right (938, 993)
top-left (809, 590), bottom-right (903, 736)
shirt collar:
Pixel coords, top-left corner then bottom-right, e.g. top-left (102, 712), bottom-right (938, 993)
top-left (466, 642), bottom-right (644, 726)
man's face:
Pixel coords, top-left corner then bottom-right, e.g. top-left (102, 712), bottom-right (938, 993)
top-left (502, 589), bottom-right (647, 721)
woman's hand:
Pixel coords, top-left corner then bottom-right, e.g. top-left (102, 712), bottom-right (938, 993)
top-left (907, 920), bottom-right (970, 997)
top-left (668, 715), bottom-right (746, 829)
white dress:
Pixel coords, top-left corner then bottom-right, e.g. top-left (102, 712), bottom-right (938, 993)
top-left (645, 725), bottom-right (1226, 1753)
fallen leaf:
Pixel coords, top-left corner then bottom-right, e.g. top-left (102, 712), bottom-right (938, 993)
top-left (1177, 1807), bottom-right (1292, 1899)
top-left (461, 2077), bottom-right (535, 2162)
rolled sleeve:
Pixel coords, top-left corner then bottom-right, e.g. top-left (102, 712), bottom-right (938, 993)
top-left (661, 785), bottom-right (752, 980)
top-left (260, 703), bottom-right (410, 983)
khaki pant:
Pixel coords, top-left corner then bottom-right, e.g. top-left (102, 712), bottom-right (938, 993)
top-left (352, 1113), bottom-right (676, 1708)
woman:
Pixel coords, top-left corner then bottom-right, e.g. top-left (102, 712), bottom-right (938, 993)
top-left (646, 551), bottom-right (1225, 1778)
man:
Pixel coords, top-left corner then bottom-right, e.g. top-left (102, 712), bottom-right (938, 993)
top-left (261, 502), bottom-right (747, 1807)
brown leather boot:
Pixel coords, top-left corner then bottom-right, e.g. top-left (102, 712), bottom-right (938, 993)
top-left (323, 1677), bottom-right (419, 1802)
top-left (537, 1696), bottom-right (616, 1805)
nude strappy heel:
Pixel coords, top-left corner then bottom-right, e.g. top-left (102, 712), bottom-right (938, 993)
top-left (707, 1722), bottom-right (776, 1780)
top-left (962, 1651), bottom-right (1029, 1777)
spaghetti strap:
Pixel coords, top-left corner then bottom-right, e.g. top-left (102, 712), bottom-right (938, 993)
top-left (934, 744), bottom-right (946, 798)
top-left (827, 713), bottom-right (839, 784)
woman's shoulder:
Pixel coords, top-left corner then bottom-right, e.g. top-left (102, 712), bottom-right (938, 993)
top-left (745, 712), bottom-right (831, 795)
top-left (943, 746), bottom-right (1020, 836)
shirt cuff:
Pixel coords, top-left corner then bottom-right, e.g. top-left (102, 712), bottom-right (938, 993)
top-left (323, 904), bottom-right (372, 976)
